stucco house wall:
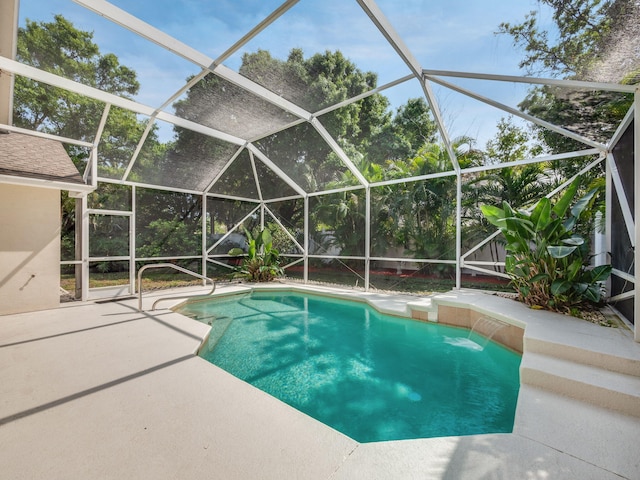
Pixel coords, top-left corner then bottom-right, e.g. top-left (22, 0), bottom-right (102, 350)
top-left (0, 183), bottom-right (61, 314)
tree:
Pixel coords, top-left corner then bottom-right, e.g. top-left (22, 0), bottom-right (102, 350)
top-left (311, 189), bottom-right (366, 258)
top-left (329, 137), bottom-right (477, 275)
top-left (367, 98), bottom-right (438, 165)
top-left (15, 15), bottom-right (165, 180)
top-left (518, 84), bottom-right (632, 153)
top-left (310, 111), bottom-right (452, 264)
top-left (462, 119), bottom-right (547, 270)
top-left (15, 15), bottom-right (146, 170)
top-left (497, 0), bottom-right (636, 188)
top-left (135, 188), bottom-right (203, 259)
top-left (173, 49), bottom-right (391, 196)
top-left (253, 49), bottom-right (390, 191)
top-left (16, 15), bottom-right (139, 94)
top-left (466, 118), bottom-right (546, 211)
top-left (498, 0), bottom-right (637, 124)
top-left (497, 0), bottom-right (630, 78)
top-left (387, 138), bottom-right (476, 271)
top-left (172, 47), bottom-right (397, 250)
top-left (14, 15), bottom-right (164, 270)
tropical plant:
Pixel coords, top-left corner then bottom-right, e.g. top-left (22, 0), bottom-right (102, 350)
top-left (384, 137), bottom-right (478, 273)
top-left (228, 228), bottom-right (284, 282)
top-left (481, 177), bottom-right (611, 312)
top-left (311, 190), bottom-right (366, 257)
top-left (462, 118), bottom-right (548, 266)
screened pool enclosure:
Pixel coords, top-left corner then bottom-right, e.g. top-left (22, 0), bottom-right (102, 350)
top-left (0, 0), bottom-right (638, 330)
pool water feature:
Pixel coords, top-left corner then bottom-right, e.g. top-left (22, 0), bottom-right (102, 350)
top-left (177, 291), bottom-right (521, 443)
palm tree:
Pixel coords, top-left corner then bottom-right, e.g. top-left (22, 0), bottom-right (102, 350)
top-left (462, 118), bottom-right (548, 267)
top-left (380, 137), bottom-right (479, 275)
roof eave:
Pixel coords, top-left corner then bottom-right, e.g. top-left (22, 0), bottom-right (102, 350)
top-left (0, 173), bottom-right (95, 197)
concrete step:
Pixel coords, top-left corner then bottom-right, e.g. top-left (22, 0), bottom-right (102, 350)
top-left (524, 335), bottom-right (640, 377)
top-left (520, 351), bottom-right (640, 418)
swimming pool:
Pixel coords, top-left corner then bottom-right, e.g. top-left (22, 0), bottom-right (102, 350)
top-left (177, 290), bottom-right (521, 443)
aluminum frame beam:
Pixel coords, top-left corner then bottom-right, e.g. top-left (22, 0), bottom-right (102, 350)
top-left (606, 153), bottom-right (636, 248)
top-left (422, 69), bottom-right (637, 94)
top-left (246, 143), bottom-right (307, 197)
top-left (0, 123), bottom-right (93, 148)
top-left (72, 0), bottom-right (312, 121)
top-left (0, 57), bottom-right (246, 147)
top-left (311, 117), bottom-right (369, 188)
top-left (356, 0), bottom-right (422, 78)
top-left (424, 72), bottom-right (608, 151)
top-left (355, 0), bottom-right (462, 174)
top-left (203, 145), bottom-right (247, 195)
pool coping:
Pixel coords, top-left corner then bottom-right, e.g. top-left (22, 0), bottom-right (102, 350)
top-left (1, 283), bottom-right (639, 479)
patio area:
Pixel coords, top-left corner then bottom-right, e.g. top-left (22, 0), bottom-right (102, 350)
top-left (1, 285), bottom-right (638, 479)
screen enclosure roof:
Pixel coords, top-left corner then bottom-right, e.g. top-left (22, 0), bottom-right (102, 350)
top-left (1, 0), bottom-right (636, 200)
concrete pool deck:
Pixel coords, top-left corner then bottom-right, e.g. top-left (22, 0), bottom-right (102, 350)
top-left (1, 284), bottom-right (639, 479)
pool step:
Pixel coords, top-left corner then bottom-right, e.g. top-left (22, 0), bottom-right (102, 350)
top-left (200, 315), bottom-right (234, 353)
top-left (194, 313), bottom-right (218, 325)
top-left (407, 298), bottom-right (436, 321)
top-left (520, 351), bottom-right (640, 418)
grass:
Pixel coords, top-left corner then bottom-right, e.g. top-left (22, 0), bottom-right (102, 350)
top-left (61, 272), bottom-right (204, 292)
top-left (61, 267), bottom-right (514, 297)
top-left (287, 267), bottom-right (514, 295)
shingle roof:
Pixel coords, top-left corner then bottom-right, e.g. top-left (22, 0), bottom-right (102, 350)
top-left (0, 131), bottom-right (85, 185)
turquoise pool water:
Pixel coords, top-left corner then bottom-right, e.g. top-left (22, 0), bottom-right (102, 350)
top-left (178, 291), bottom-right (521, 443)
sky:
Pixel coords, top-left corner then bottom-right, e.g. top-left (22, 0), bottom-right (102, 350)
top-left (16, 0), bottom-right (554, 147)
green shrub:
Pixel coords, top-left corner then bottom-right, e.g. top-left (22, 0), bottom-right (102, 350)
top-left (481, 177), bottom-right (611, 312)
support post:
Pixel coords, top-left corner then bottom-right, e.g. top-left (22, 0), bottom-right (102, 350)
top-left (81, 195), bottom-right (90, 301)
top-left (202, 193), bottom-right (207, 285)
top-left (605, 158), bottom-right (613, 306)
top-left (634, 87), bottom-right (639, 341)
top-left (455, 171), bottom-right (462, 289)
top-left (365, 186), bottom-right (371, 291)
top-left (129, 185), bottom-right (136, 293)
top-left (75, 198), bottom-right (83, 299)
top-left (304, 196), bottom-right (309, 284)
